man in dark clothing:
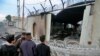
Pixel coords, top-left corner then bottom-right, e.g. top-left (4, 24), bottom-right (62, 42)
top-left (36, 35), bottom-right (51, 56)
top-left (20, 33), bottom-right (36, 56)
top-left (16, 32), bottom-right (26, 49)
top-left (0, 35), bottom-right (18, 56)
top-left (15, 32), bottom-right (26, 56)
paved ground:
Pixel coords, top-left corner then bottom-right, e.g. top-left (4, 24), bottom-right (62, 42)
top-left (0, 22), bottom-right (8, 47)
top-left (0, 22), bottom-right (8, 36)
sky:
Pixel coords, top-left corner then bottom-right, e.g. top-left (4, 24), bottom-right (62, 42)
top-left (0, 0), bottom-right (82, 21)
top-left (0, 0), bottom-right (62, 21)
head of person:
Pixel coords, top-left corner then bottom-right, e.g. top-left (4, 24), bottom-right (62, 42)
top-left (40, 35), bottom-right (46, 43)
top-left (25, 33), bottom-right (32, 40)
top-left (21, 32), bottom-right (26, 40)
top-left (21, 32), bottom-right (26, 37)
top-left (6, 35), bottom-right (15, 44)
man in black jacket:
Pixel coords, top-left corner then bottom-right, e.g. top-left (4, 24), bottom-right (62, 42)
top-left (0, 35), bottom-right (18, 56)
top-left (36, 35), bottom-right (51, 56)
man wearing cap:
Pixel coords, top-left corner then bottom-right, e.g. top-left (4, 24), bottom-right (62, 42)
top-left (20, 33), bottom-right (36, 56)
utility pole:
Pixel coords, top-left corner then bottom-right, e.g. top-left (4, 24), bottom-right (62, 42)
top-left (22, 0), bottom-right (25, 31)
top-left (17, 0), bottom-right (20, 27)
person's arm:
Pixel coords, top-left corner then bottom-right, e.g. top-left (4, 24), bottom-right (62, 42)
top-left (35, 46), bottom-right (38, 56)
top-left (32, 42), bottom-right (37, 56)
top-left (48, 46), bottom-right (51, 56)
top-left (0, 47), bottom-right (2, 56)
top-left (33, 43), bottom-right (36, 56)
top-left (15, 39), bottom-right (21, 49)
top-left (14, 47), bottom-right (18, 56)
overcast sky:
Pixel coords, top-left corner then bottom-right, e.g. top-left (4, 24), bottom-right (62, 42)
top-left (0, 0), bottom-right (83, 21)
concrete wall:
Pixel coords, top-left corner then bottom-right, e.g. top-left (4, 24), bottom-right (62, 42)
top-left (11, 14), bottom-right (52, 41)
top-left (11, 16), bottom-right (23, 30)
top-left (45, 14), bottom-right (51, 41)
top-left (25, 14), bottom-right (51, 41)
top-left (6, 16), bottom-right (23, 34)
top-left (80, 0), bottom-right (100, 47)
top-left (25, 15), bottom-right (46, 40)
top-left (91, 0), bottom-right (100, 47)
top-left (80, 5), bottom-right (93, 46)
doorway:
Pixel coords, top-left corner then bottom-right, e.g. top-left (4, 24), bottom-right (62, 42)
top-left (33, 23), bottom-right (36, 37)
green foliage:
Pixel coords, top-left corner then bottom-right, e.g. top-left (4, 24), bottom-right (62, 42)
top-left (6, 15), bottom-right (11, 21)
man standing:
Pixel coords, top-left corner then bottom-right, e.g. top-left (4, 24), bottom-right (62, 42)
top-left (36, 35), bottom-right (51, 56)
top-left (16, 32), bottom-right (26, 49)
top-left (15, 32), bottom-right (26, 56)
top-left (20, 33), bottom-right (36, 56)
top-left (0, 35), bottom-right (18, 56)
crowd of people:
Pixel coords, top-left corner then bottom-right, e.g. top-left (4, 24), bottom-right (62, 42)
top-left (0, 32), bottom-right (51, 56)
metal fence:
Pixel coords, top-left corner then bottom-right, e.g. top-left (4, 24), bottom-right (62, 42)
top-left (27, 0), bottom-right (95, 16)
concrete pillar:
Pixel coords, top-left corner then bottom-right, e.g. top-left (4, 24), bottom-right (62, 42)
top-left (91, 0), bottom-right (100, 47)
top-left (46, 14), bottom-right (51, 41)
top-left (80, 0), bottom-right (100, 47)
top-left (80, 5), bottom-right (93, 46)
